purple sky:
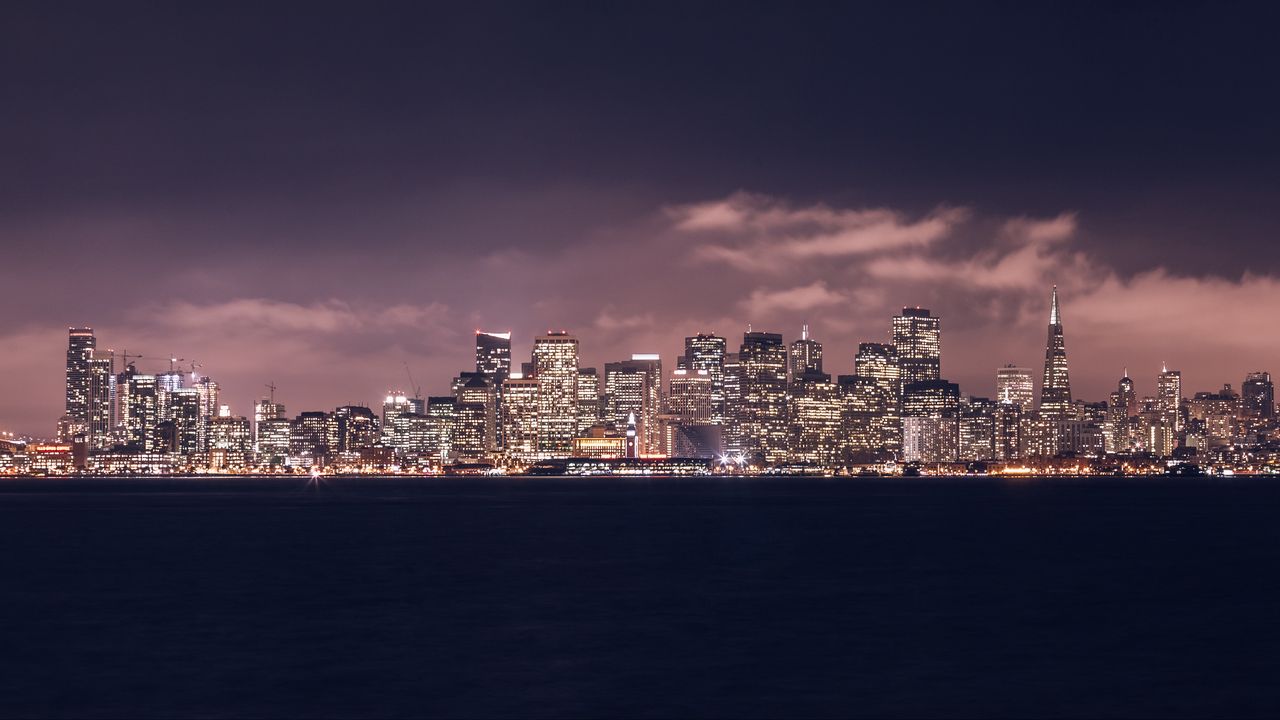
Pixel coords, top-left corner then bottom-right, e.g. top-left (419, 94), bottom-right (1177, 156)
top-left (4, 3), bottom-right (1280, 435)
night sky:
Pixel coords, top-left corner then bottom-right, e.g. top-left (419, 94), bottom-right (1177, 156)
top-left (4, 2), bottom-right (1280, 435)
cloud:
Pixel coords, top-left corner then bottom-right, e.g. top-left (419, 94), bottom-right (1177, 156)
top-left (668, 191), bottom-right (967, 272)
top-left (741, 281), bottom-right (849, 317)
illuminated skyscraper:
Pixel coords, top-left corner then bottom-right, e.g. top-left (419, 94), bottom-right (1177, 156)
top-left (892, 308), bottom-right (941, 387)
top-left (738, 332), bottom-right (788, 463)
top-left (254, 397), bottom-right (286, 449)
top-left (722, 352), bottom-right (743, 453)
top-left (668, 368), bottom-right (712, 424)
top-left (1156, 365), bottom-right (1182, 456)
top-left (788, 324), bottom-right (823, 380)
top-left (575, 368), bottom-right (602, 433)
top-left (381, 393), bottom-right (423, 447)
top-left (995, 365), bottom-right (1034, 409)
top-left (1038, 286), bottom-right (1073, 418)
top-left (1242, 372), bottom-right (1274, 420)
top-left (126, 373), bottom-right (158, 450)
top-left (62, 328), bottom-right (96, 442)
top-left (787, 377), bottom-right (841, 466)
top-left (533, 331), bottom-right (579, 456)
top-left (453, 373), bottom-right (496, 460)
top-left (475, 331), bottom-right (512, 381)
top-left (87, 351), bottom-right (115, 449)
top-left (604, 356), bottom-right (661, 455)
top-left (168, 388), bottom-right (202, 456)
top-left (1104, 372), bottom-right (1137, 454)
top-left (684, 334), bottom-right (728, 425)
top-left (501, 374), bottom-right (541, 462)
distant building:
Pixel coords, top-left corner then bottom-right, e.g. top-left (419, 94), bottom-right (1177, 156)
top-left (996, 365), bottom-right (1034, 409)
top-left (1038, 287), bottom-right (1073, 418)
top-left (892, 308), bottom-right (941, 387)
top-left (738, 332), bottom-right (788, 463)
top-left (533, 331), bottom-right (579, 457)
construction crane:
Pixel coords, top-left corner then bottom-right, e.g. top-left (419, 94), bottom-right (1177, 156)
top-left (265, 381), bottom-right (277, 404)
top-left (187, 360), bottom-right (204, 381)
top-left (167, 355), bottom-right (186, 373)
top-left (403, 362), bottom-right (422, 400)
top-left (118, 349), bottom-right (145, 370)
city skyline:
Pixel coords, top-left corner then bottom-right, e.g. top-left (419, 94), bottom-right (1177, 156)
top-left (3, 280), bottom-right (1278, 440)
top-left (7, 4), bottom-right (1280, 438)
top-left (9, 285), bottom-right (1274, 478)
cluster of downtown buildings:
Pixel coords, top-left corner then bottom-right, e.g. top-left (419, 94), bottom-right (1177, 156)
top-left (4, 287), bottom-right (1280, 476)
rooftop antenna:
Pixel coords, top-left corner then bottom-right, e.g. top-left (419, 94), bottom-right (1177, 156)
top-left (802, 323), bottom-right (810, 341)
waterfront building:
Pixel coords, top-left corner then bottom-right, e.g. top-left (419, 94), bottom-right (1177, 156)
top-left (576, 368), bottom-right (602, 435)
top-left (533, 331), bottom-right (579, 456)
top-left (501, 374), bottom-right (541, 462)
top-left (255, 418), bottom-right (292, 466)
top-left (737, 332), bottom-right (788, 464)
top-left (786, 377), bottom-right (841, 467)
top-left (63, 328), bottom-right (96, 442)
top-left (1156, 365), bottom-right (1182, 456)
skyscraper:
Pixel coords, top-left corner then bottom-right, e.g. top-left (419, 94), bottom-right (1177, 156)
top-left (533, 331), bottom-right (579, 456)
top-left (892, 308), bottom-right (941, 387)
top-left (738, 331), bottom-right (788, 463)
top-left (501, 374), bottom-right (541, 462)
top-left (575, 368), bottom-right (602, 433)
top-left (683, 334), bottom-right (727, 425)
top-left (1242, 372), bottom-right (1275, 420)
top-left (788, 324), bottom-right (823, 380)
top-left (87, 351), bottom-right (115, 449)
top-left (604, 355), bottom-right (662, 455)
top-left (475, 331), bottom-right (512, 382)
top-left (62, 327), bottom-right (96, 441)
top-left (1038, 286), bottom-right (1073, 418)
top-left (995, 365), bottom-right (1034, 409)
top-left (1156, 365), bottom-right (1182, 456)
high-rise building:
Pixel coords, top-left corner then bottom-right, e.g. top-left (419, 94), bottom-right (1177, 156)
top-left (892, 308), bottom-right (941, 387)
top-left (423, 397), bottom-right (457, 461)
top-left (1156, 365), bottom-right (1182, 456)
top-left (722, 352), bottom-right (744, 454)
top-left (1242, 372), bottom-right (1275, 420)
top-left (996, 365), bottom-right (1034, 409)
top-left (668, 368), bottom-right (712, 424)
top-left (738, 332), bottom-right (788, 463)
top-left (605, 355), bottom-right (662, 455)
top-left (1104, 372), bottom-right (1137, 454)
top-left (684, 334), bottom-right (728, 425)
top-left (380, 392), bottom-right (424, 447)
top-left (501, 374), bottom-right (541, 463)
top-left (575, 368), bottom-right (602, 434)
top-left (62, 328), bottom-right (96, 442)
top-left (1038, 286), bottom-right (1073, 418)
top-left (208, 415), bottom-right (252, 455)
top-left (255, 418), bottom-right (292, 466)
top-left (787, 377), bottom-right (841, 466)
top-left (788, 325), bottom-right (823, 380)
top-left (452, 373), bottom-right (496, 460)
top-left (126, 373), bottom-right (158, 450)
top-left (289, 411), bottom-right (330, 464)
top-left (902, 379), bottom-right (960, 418)
top-left (87, 351), bottom-right (115, 449)
top-left (331, 406), bottom-right (380, 453)
top-left (168, 388), bottom-right (202, 456)
top-left (254, 397), bottom-right (286, 449)
top-left (533, 331), bottom-right (579, 456)
top-left (475, 331), bottom-right (512, 382)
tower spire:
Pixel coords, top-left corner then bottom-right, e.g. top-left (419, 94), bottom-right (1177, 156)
top-left (1049, 285), bottom-right (1060, 326)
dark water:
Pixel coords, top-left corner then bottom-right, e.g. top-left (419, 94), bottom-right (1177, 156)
top-left (1, 476), bottom-right (1279, 718)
